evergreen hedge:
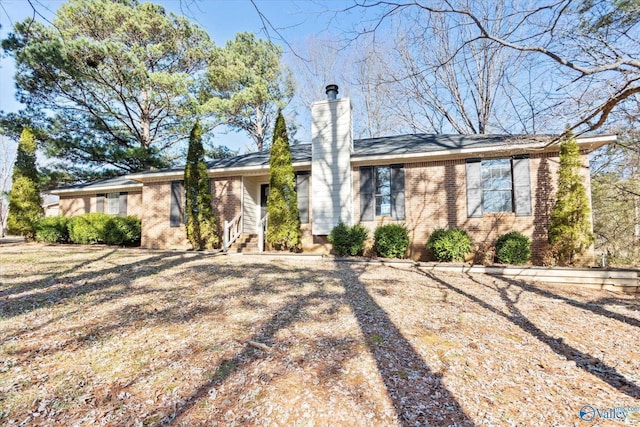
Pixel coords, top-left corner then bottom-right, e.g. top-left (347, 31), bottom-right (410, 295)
top-left (56, 213), bottom-right (141, 246)
top-left (35, 216), bottom-right (70, 243)
top-left (104, 216), bottom-right (142, 246)
top-left (374, 223), bottom-right (410, 259)
top-left (68, 213), bottom-right (110, 244)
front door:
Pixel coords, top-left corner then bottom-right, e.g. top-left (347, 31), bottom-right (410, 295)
top-left (260, 184), bottom-right (269, 220)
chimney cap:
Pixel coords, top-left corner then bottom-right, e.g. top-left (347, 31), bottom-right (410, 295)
top-left (325, 84), bottom-right (339, 100)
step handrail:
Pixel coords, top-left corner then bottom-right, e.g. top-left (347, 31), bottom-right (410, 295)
top-left (223, 212), bottom-right (243, 252)
top-left (258, 213), bottom-right (268, 253)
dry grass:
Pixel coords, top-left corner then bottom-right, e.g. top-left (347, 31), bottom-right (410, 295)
top-left (1, 243), bottom-right (639, 426)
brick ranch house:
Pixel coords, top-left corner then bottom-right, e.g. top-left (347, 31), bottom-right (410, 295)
top-left (51, 86), bottom-right (615, 263)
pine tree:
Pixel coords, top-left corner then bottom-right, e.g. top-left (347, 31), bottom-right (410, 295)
top-left (266, 111), bottom-right (301, 250)
top-left (184, 121), bottom-right (218, 250)
top-left (7, 128), bottom-right (42, 239)
top-left (548, 131), bottom-right (595, 265)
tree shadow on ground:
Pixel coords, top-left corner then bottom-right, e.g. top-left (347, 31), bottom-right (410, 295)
top-left (162, 260), bottom-right (473, 426)
top-left (490, 277), bottom-right (640, 329)
top-left (415, 267), bottom-right (640, 400)
top-left (0, 248), bottom-right (118, 298)
top-left (0, 251), bottom-right (202, 319)
top-left (166, 288), bottom-right (336, 424)
top-left (336, 262), bottom-right (474, 426)
top-left (2, 259), bottom-right (304, 360)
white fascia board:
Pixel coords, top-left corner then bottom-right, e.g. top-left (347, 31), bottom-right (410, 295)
top-left (126, 161), bottom-right (312, 181)
top-left (349, 134), bottom-right (617, 166)
top-left (575, 134), bottom-right (617, 150)
top-left (126, 171), bottom-right (183, 181)
top-left (51, 183), bottom-right (143, 196)
top-left (349, 142), bottom-right (546, 165)
top-left (209, 161), bottom-right (311, 177)
top-left (577, 134), bottom-right (617, 143)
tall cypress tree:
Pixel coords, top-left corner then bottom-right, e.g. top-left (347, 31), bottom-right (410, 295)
top-left (266, 111), bottom-right (301, 250)
top-left (548, 131), bottom-right (595, 265)
top-left (7, 128), bottom-right (42, 239)
top-left (184, 121), bottom-right (217, 250)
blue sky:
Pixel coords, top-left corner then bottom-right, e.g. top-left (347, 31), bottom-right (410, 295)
top-left (0, 0), bottom-right (361, 154)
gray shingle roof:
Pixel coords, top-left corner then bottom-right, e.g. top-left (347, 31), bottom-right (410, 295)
top-left (206, 143), bottom-right (312, 169)
top-left (353, 134), bottom-right (553, 157)
top-left (201, 133), bottom-right (553, 169)
top-left (56, 133), bottom-right (557, 190)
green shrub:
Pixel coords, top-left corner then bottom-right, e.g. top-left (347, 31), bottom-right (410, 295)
top-left (67, 213), bottom-right (142, 246)
top-left (35, 216), bottom-right (69, 243)
top-left (427, 228), bottom-right (472, 262)
top-left (374, 223), bottom-right (410, 259)
top-left (104, 216), bottom-right (141, 246)
top-left (329, 222), bottom-right (369, 256)
top-left (348, 224), bottom-right (369, 256)
top-left (495, 231), bottom-right (531, 264)
top-left (68, 213), bottom-right (111, 244)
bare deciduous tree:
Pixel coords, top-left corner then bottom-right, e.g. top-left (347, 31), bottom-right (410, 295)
top-left (289, 36), bottom-right (405, 140)
top-left (345, 0), bottom-right (640, 138)
top-left (0, 135), bottom-right (17, 237)
top-left (386, 3), bottom-right (542, 134)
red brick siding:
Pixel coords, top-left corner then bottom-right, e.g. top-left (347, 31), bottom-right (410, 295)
top-left (59, 196), bottom-right (92, 216)
top-left (211, 177), bottom-right (243, 234)
top-left (141, 182), bottom-right (189, 249)
top-left (126, 192), bottom-right (143, 217)
top-left (58, 191), bottom-right (142, 217)
top-left (139, 177), bottom-right (243, 250)
top-left (352, 152), bottom-right (593, 263)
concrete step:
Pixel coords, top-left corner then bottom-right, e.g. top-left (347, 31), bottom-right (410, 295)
top-left (227, 234), bottom-right (261, 253)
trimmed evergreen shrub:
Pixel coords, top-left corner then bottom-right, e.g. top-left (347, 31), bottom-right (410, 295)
top-left (68, 213), bottom-right (111, 244)
top-left (104, 216), bottom-right (141, 246)
top-left (329, 222), bottom-right (369, 256)
top-left (184, 120), bottom-right (218, 250)
top-left (266, 111), bottom-right (301, 250)
top-left (7, 128), bottom-right (43, 239)
top-left (427, 228), bottom-right (472, 262)
top-left (35, 216), bottom-right (69, 243)
top-left (374, 223), bottom-right (409, 259)
top-left (495, 231), bottom-right (531, 264)
top-left (549, 131), bottom-right (595, 265)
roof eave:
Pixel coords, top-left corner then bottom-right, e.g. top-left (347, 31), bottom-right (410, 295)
top-left (349, 134), bottom-right (616, 166)
top-left (50, 183), bottom-right (143, 196)
top-left (127, 160), bottom-right (312, 182)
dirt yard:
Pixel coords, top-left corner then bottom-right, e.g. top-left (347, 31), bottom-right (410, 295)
top-left (1, 244), bottom-right (639, 426)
